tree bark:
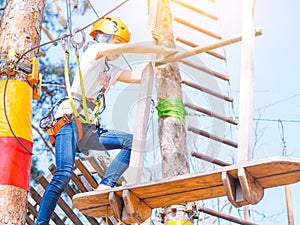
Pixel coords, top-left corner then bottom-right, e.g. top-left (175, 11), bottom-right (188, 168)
top-left (151, 1), bottom-right (192, 224)
top-left (155, 0), bottom-right (190, 177)
top-left (0, 186), bottom-right (28, 225)
top-left (0, 0), bottom-right (45, 224)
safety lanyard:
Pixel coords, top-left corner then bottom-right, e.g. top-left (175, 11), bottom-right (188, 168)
top-left (64, 50), bottom-right (93, 124)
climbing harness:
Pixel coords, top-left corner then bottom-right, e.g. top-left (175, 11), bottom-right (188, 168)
top-left (40, 27), bottom-right (109, 146)
top-left (39, 96), bottom-right (82, 146)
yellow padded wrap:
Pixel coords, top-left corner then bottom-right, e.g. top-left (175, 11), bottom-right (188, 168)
top-left (166, 220), bottom-right (194, 225)
top-left (0, 80), bottom-right (33, 141)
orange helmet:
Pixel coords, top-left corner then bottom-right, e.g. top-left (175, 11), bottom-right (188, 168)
top-left (90, 16), bottom-right (130, 42)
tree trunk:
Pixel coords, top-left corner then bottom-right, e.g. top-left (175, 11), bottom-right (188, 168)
top-left (152, 1), bottom-right (192, 224)
top-left (155, 0), bottom-right (190, 178)
top-left (0, 186), bottom-right (28, 225)
top-left (0, 0), bottom-right (45, 224)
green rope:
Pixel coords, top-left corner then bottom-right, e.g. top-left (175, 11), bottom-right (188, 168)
top-left (156, 97), bottom-right (187, 123)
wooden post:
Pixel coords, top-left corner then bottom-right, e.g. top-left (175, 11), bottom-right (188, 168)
top-left (237, 0), bottom-right (256, 163)
top-left (237, 0), bottom-right (256, 221)
top-left (0, 0), bottom-right (45, 223)
top-left (127, 63), bottom-right (154, 184)
top-left (126, 0), bottom-right (157, 184)
top-left (285, 185), bottom-right (294, 225)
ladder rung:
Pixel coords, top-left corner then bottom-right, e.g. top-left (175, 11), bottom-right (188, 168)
top-left (188, 126), bottom-right (238, 148)
top-left (185, 102), bottom-right (238, 125)
top-left (162, 29), bottom-right (262, 63)
top-left (181, 79), bottom-right (234, 102)
top-left (191, 151), bottom-right (231, 167)
top-left (42, 24), bottom-right (58, 46)
top-left (171, 0), bottom-right (218, 21)
top-left (174, 17), bottom-right (222, 40)
top-left (53, 0), bottom-right (67, 29)
top-left (198, 206), bottom-right (257, 225)
top-left (180, 59), bottom-right (229, 81)
top-left (176, 37), bottom-right (226, 60)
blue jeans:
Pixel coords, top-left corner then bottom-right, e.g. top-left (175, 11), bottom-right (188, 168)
top-left (36, 120), bottom-right (132, 225)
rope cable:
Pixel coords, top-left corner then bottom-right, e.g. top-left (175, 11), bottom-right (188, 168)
top-left (86, 0), bottom-right (100, 18)
top-left (278, 119), bottom-right (287, 157)
top-left (65, 0), bottom-right (73, 34)
top-left (16, 0), bottom-right (129, 63)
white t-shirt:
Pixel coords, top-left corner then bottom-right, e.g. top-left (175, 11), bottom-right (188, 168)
top-left (55, 43), bottom-right (124, 119)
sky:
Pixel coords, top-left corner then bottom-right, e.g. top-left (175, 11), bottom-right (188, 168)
top-left (41, 0), bottom-right (300, 224)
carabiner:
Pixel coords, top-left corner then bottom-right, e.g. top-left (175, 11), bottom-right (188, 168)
top-left (61, 34), bottom-right (70, 53)
top-left (71, 27), bottom-right (86, 56)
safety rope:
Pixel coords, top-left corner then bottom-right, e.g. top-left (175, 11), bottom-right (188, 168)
top-left (156, 96), bottom-right (187, 123)
top-left (64, 50), bottom-right (93, 124)
top-left (16, 0), bottom-right (129, 63)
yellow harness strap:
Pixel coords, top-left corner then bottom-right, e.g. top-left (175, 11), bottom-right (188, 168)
top-left (64, 50), bottom-right (93, 124)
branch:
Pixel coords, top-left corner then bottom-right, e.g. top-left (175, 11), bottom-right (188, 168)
top-left (32, 124), bottom-right (55, 155)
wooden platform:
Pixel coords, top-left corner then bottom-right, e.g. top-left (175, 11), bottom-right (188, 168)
top-left (72, 157), bottom-right (300, 223)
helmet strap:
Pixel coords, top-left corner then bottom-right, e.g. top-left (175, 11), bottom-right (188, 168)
top-left (95, 33), bottom-right (113, 44)
top-left (105, 34), bottom-right (113, 43)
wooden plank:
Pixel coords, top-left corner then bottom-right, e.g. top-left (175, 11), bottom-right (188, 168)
top-left (75, 159), bottom-right (98, 189)
top-left (29, 187), bottom-right (64, 225)
top-left (80, 204), bottom-right (114, 218)
top-left (87, 156), bottom-right (106, 178)
top-left (222, 170), bottom-right (244, 208)
top-left (109, 192), bottom-right (136, 224)
top-left (72, 170), bottom-right (90, 192)
top-left (88, 156), bottom-right (125, 186)
top-left (25, 214), bottom-right (35, 225)
top-left (73, 157), bottom-right (300, 219)
top-left (26, 201), bottom-right (38, 224)
top-left (238, 167), bottom-right (263, 205)
top-left (109, 192), bottom-right (123, 219)
top-left (37, 175), bottom-right (84, 225)
top-left (122, 190), bottom-right (152, 223)
top-left (48, 164), bottom-right (100, 225)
